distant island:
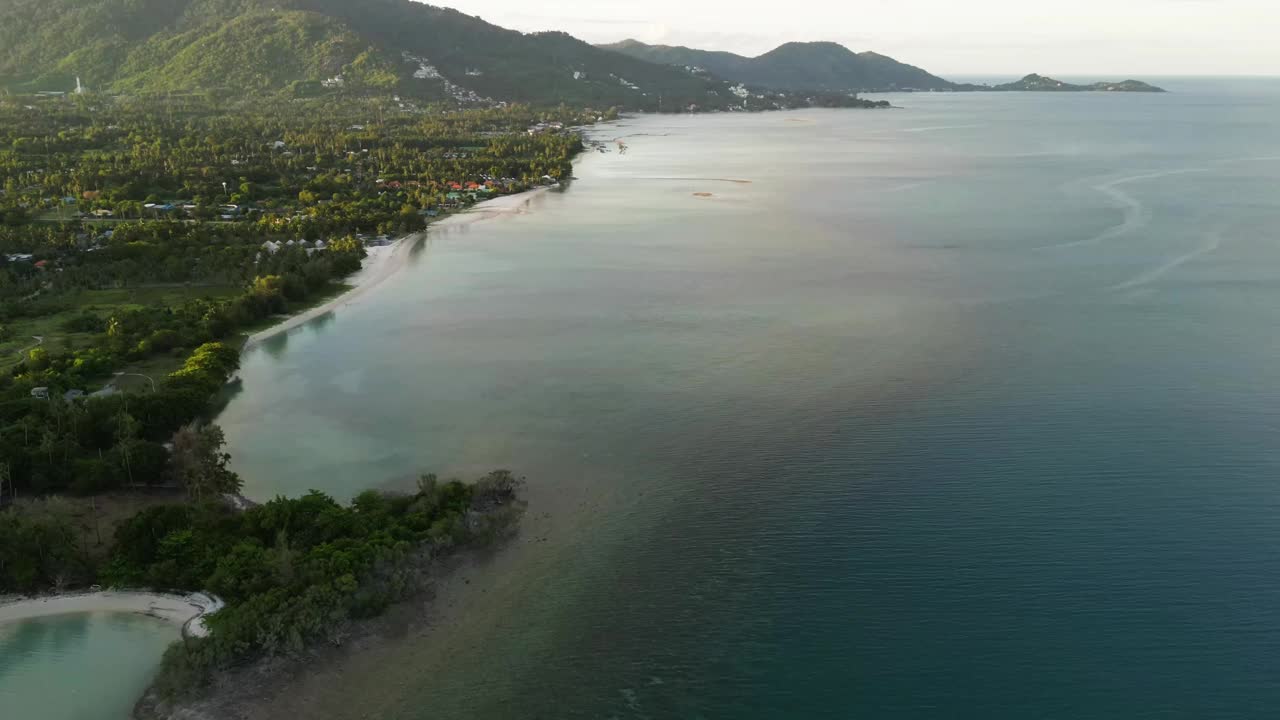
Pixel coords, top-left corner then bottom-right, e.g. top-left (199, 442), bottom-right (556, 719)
top-left (983, 74), bottom-right (1167, 93)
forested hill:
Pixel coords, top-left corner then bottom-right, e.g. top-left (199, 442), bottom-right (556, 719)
top-left (600, 39), bottom-right (960, 92)
top-left (0, 0), bottom-right (766, 109)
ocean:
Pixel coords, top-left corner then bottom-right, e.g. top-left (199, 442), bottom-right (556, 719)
top-left (202, 77), bottom-right (1280, 719)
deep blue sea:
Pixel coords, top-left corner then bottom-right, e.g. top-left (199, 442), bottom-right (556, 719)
top-left (210, 78), bottom-right (1280, 719)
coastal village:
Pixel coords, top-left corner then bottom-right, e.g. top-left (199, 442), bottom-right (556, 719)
top-left (2, 114), bottom-right (576, 278)
top-left (5, 167), bottom-right (562, 276)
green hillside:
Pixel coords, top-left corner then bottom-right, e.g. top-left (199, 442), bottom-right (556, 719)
top-left (111, 11), bottom-right (369, 94)
top-left (0, 0), bottom-right (778, 109)
top-left (601, 39), bottom-right (959, 92)
top-left (602, 39), bottom-right (754, 78)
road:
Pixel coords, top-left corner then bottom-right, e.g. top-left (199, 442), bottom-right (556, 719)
top-left (12, 335), bottom-right (43, 359)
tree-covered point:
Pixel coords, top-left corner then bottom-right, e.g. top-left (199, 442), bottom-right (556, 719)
top-left (112, 470), bottom-right (525, 696)
top-left (0, 464), bottom-right (526, 696)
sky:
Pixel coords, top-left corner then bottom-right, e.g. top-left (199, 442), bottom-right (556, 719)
top-left (422, 0), bottom-right (1278, 78)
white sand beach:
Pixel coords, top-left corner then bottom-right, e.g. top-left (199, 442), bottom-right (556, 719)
top-left (0, 591), bottom-right (223, 637)
top-left (242, 186), bottom-right (553, 350)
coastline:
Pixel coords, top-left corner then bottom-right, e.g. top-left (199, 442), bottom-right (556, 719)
top-left (134, 550), bottom-right (495, 720)
top-left (131, 487), bottom-right (529, 720)
top-left (165, 177), bottom-right (567, 720)
top-left (232, 474), bottom-right (582, 720)
top-left (189, 160), bottom-right (590, 720)
top-left (241, 185), bottom-right (555, 350)
top-left (0, 591), bottom-right (223, 638)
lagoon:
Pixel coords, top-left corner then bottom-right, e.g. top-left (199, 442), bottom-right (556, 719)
top-left (0, 612), bottom-right (178, 720)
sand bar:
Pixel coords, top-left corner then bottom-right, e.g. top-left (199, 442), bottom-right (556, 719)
top-left (0, 591), bottom-right (223, 637)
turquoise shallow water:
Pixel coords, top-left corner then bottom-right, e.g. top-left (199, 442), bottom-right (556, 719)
top-left (214, 79), bottom-right (1280, 718)
top-left (0, 613), bottom-right (178, 720)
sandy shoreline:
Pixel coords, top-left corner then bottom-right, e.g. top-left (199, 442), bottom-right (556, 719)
top-left (0, 591), bottom-right (223, 638)
top-left (242, 186), bottom-right (554, 350)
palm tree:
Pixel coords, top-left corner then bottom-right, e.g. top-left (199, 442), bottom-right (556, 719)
top-left (114, 409), bottom-right (141, 487)
top-left (170, 422), bottom-right (242, 501)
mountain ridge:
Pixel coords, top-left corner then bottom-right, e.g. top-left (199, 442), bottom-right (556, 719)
top-left (600, 39), bottom-right (958, 92)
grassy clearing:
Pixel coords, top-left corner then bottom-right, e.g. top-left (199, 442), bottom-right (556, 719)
top-left (109, 353), bottom-right (187, 393)
top-left (32, 207), bottom-right (77, 223)
top-left (103, 281), bottom-right (351, 402)
top-left (0, 312), bottom-right (95, 371)
top-left (12, 489), bottom-right (186, 559)
top-left (77, 285), bottom-right (244, 308)
top-left (0, 284), bottom-right (242, 373)
top-left (3, 279), bottom-right (349, 389)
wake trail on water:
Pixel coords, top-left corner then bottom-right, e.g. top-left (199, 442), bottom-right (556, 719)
top-left (899, 124), bottom-right (986, 133)
top-left (885, 180), bottom-right (933, 193)
top-left (1109, 230), bottom-right (1224, 292)
top-left (640, 177), bottom-right (754, 184)
top-left (1216, 155), bottom-right (1280, 165)
top-left (1034, 168), bottom-right (1210, 251)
